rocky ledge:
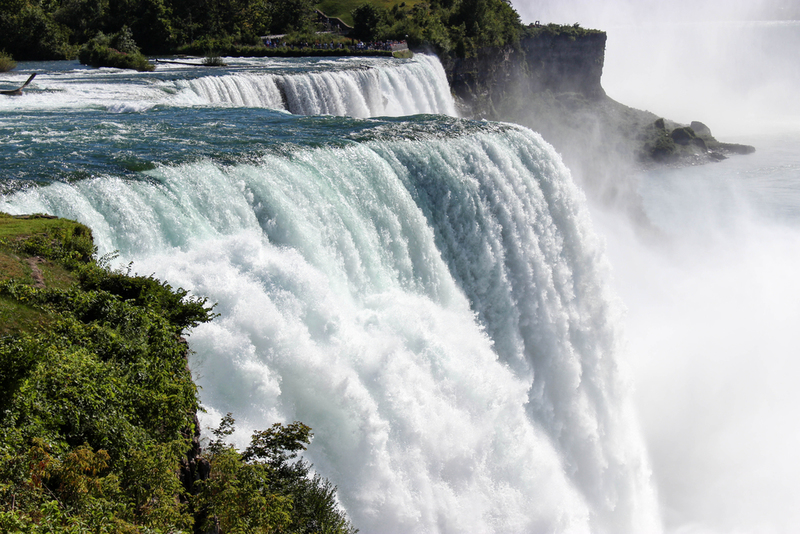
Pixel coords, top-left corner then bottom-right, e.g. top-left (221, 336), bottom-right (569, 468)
top-left (437, 27), bottom-right (755, 200)
top-left (639, 118), bottom-right (755, 167)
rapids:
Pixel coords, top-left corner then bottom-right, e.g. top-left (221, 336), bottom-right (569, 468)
top-left (1, 54), bottom-right (659, 533)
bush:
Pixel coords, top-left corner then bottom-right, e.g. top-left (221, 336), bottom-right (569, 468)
top-left (0, 50), bottom-right (15, 72)
top-left (0, 4), bottom-right (75, 60)
top-left (78, 27), bottom-right (154, 71)
top-left (194, 415), bottom-right (359, 534)
top-left (0, 214), bottom-right (357, 532)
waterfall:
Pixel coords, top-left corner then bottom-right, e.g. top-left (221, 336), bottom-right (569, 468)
top-left (182, 54), bottom-right (456, 117)
top-left (1, 120), bottom-right (659, 533)
top-left (0, 55), bottom-right (456, 117)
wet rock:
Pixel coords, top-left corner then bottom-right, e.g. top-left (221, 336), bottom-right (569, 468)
top-left (690, 120), bottom-right (712, 137)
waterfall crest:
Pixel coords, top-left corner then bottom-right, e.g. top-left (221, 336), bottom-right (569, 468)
top-left (1, 121), bottom-right (658, 533)
top-left (182, 54), bottom-right (455, 116)
top-left (0, 55), bottom-right (455, 117)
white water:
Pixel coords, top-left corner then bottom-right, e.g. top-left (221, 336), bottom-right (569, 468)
top-left (514, 1), bottom-right (800, 531)
top-left (0, 54), bottom-right (456, 117)
top-left (180, 55), bottom-right (455, 117)
top-left (1, 126), bottom-right (660, 533)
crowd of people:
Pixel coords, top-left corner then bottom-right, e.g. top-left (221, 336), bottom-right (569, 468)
top-left (261, 38), bottom-right (408, 51)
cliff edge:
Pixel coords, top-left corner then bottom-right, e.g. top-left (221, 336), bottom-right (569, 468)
top-left (438, 25), bottom-right (754, 217)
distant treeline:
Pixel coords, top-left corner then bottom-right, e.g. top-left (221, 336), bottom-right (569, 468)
top-left (0, 0), bottom-right (541, 61)
top-left (0, 0), bottom-right (318, 59)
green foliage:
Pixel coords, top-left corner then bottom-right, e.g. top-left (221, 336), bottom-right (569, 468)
top-left (194, 415), bottom-right (358, 534)
top-left (270, 0), bottom-right (316, 33)
top-left (203, 51), bottom-right (227, 66)
top-left (0, 214), bottom-right (357, 533)
top-left (0, 0), bottom-right (527, 59)
top-left (0, 50), bottom-right (15, 72)
top-left (522, 22), bottom-right (605, 40)
top-left (351, 3), bottom-right (387, 41)
top-left (0, 2), bottom-right (75, 60)
top-left (347, 0), bottom-right (519, 57)
top-left (53, 0), bottom-right (110, 44)
top-left (0, 213), bottom-right (211, 532)
top-left (639, 119), bottom-right (678, 161)
top-left (176, 40), bottom-right (393, 58)
top-left (448, 0), bottom-right (520, 51)
top-left (13, 223), bottom-right (96, 267)
top-left (79, 27), bottom-right (155, 71)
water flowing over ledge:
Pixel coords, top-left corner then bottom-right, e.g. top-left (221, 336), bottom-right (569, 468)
top-left (1, 114), bottom-right (659, 533)
top-left (0, 54), bottom-right (456, 117)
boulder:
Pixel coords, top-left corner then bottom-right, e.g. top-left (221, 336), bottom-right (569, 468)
top-left (690, 121), bottom-right (712, 137)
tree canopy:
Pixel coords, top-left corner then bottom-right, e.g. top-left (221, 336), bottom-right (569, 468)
top-left (0, 0), bottom-right (524, 60)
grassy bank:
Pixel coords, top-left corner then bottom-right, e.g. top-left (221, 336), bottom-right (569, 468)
top-left (0, 213), bottom-right (356, 533)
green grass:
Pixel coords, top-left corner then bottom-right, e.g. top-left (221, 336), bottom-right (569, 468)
top-left (0, 213), bottom-right (76, 240)
top-left (0, 213), bottom-right (89, 334)
top-left (0, 212), bottom-right (355, 533)
top-left (0, 295), bottom-right (53, 336)
top-left (316, 0), bottom-right (423, 27)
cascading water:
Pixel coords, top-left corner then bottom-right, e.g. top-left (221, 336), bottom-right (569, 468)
top-left (0, 55), bottom-right (455, 117)
top-left (513, 3), bottom-right (800, 531)
top-left (1, 54), bottom-right (659, 532)
top-left (177, 55), bottom-right (455, 116)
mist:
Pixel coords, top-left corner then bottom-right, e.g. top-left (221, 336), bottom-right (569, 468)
top-left (513, 1), bottom-right (800, 533)
top-left (514, 0), bottom-right (800, 136)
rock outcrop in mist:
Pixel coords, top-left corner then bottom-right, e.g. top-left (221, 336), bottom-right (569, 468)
top-left (439, 28), bottom-right (754, 221)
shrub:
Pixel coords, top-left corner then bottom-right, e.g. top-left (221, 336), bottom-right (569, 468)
top-left (0, 50), bottom-right (15, 72)
top-left (202, 51), bottom-right (227, 66)
top-left (78, 27), bottom-right (155, 71)
top-left (194, 415), bottom-right (359, 534)
top-left (0, 214), bottom-right (357, 532)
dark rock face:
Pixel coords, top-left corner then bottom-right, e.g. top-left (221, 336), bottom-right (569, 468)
top-left (436, 33), bottom-right (754, 228)
top-left (671, 126), bottom-right (708, 150)
top-left (440, 32), bottom-right (607, 119)
top-left (178, 337), bottom-right (210, 519)
top-left (518, 33), bottom-right (607, 98)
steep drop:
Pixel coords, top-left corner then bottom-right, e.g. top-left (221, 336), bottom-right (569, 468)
top-left (2, 115), bottom-right (659, 533)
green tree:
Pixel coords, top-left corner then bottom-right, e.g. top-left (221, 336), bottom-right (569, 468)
top-left (269, 0), bottom-right (314, 34)
top-left (53, 0), bottom-right (109, 44)
top-left (0, 2), bottom-right (73, 59)
top-left (194, 415), bottom-right (358, 534)
top-left (351, 2), bottom-right (386, 41)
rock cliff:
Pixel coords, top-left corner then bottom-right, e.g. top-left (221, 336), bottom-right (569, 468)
top-left (441, 31), bottom-right (607, 118)
top-left (438, 29), bottom-right (754, 223)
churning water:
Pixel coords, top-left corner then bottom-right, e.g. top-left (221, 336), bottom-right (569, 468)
top-left (0, 55), bottom-right (454, 117)
top-left (3, 38), bottom-right (799, 533)
top-left (1, 55), bottom-right (659, 533)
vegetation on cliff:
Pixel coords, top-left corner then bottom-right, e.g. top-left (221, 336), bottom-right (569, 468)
top-left (348, 0), bottom-right (520, 56)
top-left (521, 22), bottom-right (604, 40)
top-left (0, 213), bottom-right (355, 533)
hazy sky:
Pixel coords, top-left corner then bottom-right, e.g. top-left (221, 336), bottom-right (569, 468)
top-left (512, 0), bottom-right (800, 136)
top-left (512, 0), bottom-right (797, 27)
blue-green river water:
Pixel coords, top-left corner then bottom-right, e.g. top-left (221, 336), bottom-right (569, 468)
top-left (2, 50), bottom-right (799, 534)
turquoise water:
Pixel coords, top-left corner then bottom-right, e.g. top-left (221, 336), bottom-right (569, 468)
top-left (4, 48), bottom-right (799, 533)
top-left (0, 57), bottom-right (660, 533)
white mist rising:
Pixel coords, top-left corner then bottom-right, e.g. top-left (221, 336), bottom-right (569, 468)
top-left (514, 1), bottom-right (800, 532)
top-left (2, 122), bottom-right (662, 533)
top-left (514, 0), bottom-right (800, 136)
